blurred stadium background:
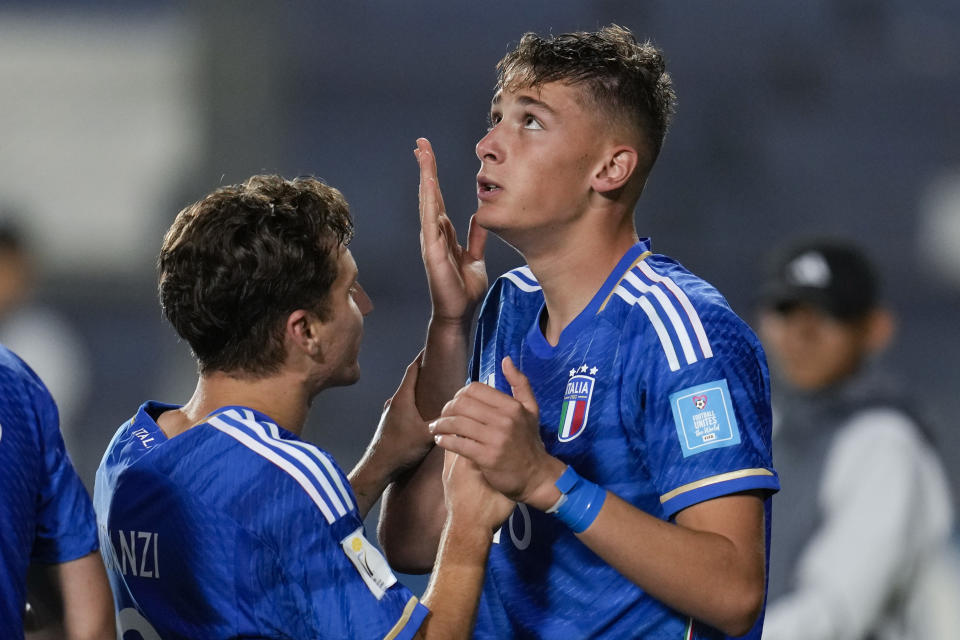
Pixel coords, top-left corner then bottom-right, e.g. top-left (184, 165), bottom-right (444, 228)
top-left (2, 0), bottom-right (959, 589)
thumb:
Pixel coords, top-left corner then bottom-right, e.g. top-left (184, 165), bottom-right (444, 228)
top-left (389, 350), bottom-right (423, 404)
top-left (465, 214), bottom-right (488, 261)
top-left (502, 356), bottom-right (537, 414)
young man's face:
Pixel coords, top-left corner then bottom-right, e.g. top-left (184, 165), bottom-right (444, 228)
top-left (474, 81), bottom-right (609, 245)
top-left (315, 247), bottom-right (372, 389)
top-left (758, 304), bottom-right (869, 392)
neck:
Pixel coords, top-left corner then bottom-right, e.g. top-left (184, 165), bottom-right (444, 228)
top-left (163, 369), bottom-right (313, 438)
top-left (521, 208), bottom-right (638, 346)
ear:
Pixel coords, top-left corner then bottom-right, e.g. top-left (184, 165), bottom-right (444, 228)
top-left (286, 309), bottom-right (322, 357)
top-left (863, 308), bottom-right (895, 354)
top-left (590, 145), bottom-right (640, 195)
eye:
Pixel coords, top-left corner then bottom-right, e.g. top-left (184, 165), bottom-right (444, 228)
top-left (487, 112), bottom-right (502, 131)
top-left (523, 114), bottom-right (543, 130)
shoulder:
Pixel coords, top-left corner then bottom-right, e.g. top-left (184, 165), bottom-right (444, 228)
top-left (824, 407), bottom-right (950, 500)
top-left (0, 345), bottom-right (60, 458)
top-left (0, 344), bottom-right (55, 406)
top-left (481, 266), bottom-right (543, 314)
top-left (829, 407), bottom-right (932, 468)
top-left (611, 254), bottom-right (762, 374)
top-left (202, 409), bottom-right (358, 529)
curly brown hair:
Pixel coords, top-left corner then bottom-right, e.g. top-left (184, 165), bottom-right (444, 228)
top-left (158, 175), bottom-right (354, 376)
top-left (496, 25), bottom-right (676, 167)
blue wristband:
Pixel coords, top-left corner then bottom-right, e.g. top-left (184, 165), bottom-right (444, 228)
top-left (552, 466), bottom-right (606, 533)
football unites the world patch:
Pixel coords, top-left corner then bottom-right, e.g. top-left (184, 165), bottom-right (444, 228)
top-left (668, 379), bottom-right (740, 457)
top-left (558, 364), bottom-right (598, 442)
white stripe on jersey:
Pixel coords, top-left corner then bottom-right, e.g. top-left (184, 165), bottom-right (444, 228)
top-left (208, 416), bottom-right (338, 523)
top-left (247, 410), bottom-right (355, 513)
top-left (502, 267), bottom-right (541, 292)
top-left (226, 410), bottom-right (352, 516)
top-left (614, 285), bottom-right (681, 371)
top-left (622, 271), bottom-right (698, 366)
top-left (637, 261), bottom-right (714, 359)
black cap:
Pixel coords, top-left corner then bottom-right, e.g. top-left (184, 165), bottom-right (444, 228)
top-left (760, 238), bottom-right (879, 320)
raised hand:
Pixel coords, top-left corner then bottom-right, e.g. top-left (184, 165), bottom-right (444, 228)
top-left (416, 137), bottom-right (488, 325)
top-left (349, 353), bottom-right (435, 517)
top-left (430, 356), bottom-right (565, 511)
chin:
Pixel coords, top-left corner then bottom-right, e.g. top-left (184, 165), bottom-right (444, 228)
top-left (475, 204), bottom-right (508, 231)
top-left (321, 365), bottom-right (361, 391)
top-left (340, 366), bottom-right (361, 387)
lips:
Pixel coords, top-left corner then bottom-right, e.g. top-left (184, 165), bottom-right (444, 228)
top-left (477, 176), bottom-right (502, 200)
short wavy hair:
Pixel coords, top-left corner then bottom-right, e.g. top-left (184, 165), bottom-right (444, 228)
top-left (497, 25), bottom-right (676, 167)
top-left (158, 175), bottom-right (354, 376)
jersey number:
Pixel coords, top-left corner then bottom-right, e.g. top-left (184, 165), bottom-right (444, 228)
top-left (117, 607), bottom-right (161, 640)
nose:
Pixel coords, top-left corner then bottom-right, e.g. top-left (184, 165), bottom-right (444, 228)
top-left (475, 126), bottom-right (501, 163)
top-left (782, 307), bottom-right (822, 340)
top-left (353, 283), bottom-right (373, 316)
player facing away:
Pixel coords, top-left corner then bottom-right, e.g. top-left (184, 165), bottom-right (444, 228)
top-left (0, 344), bottom-right (114, 640)
top-left (93, 175), bottom-right (513, 639)
top-left (378, 26), bottom-right (780, 638)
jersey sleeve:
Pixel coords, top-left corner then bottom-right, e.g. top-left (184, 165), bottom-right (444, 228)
top-left (469, 277), bottom-right (507, 385)
top-left (261, 448), bottom-right (429, 640)
top-left (28, 369), bottom-right (98, 564)
top-left (627, 303), bottom-right (780, 518)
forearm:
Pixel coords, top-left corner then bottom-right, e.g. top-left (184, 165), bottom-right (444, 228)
top-left (30, 552), bottom-right (116, 640)
top-left (378, 447), bottom-right (447, 572)
top-left (500, 450), bottom-right (763, 633)
top-left (377, 318), bottom-right (470, 568)
top-left (574, 491), bottom-right (765, 636)
top-left (416, 316), bottom-right (472, 420)
top-left (417, 517), bottom-right (494, 639)
top-left (64, 553), bottom-right (115, 640)
top-left (347, 450), bottom-right (393, 520)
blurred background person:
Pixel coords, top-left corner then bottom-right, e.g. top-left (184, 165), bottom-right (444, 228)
top-left (757, 238), bottom-right (960, 640)
top-left (0, 217), bottom-right (91, 435)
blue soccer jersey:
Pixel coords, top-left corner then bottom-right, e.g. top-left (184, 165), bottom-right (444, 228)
top-left (469, 240), bottom-right (780, 639)
top-left (0, 344), bottom-right (98, 638)
top-left (94, 403), bottom-right (428, 640)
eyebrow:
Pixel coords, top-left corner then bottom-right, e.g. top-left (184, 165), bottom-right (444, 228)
top-left (490, 92), bottom-right (557, 115)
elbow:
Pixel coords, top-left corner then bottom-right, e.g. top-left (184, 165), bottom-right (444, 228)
top-left (714, 578), bottom-right (765, 637)
top-left (381, 541), bottom-right (435, 575)
top-left (377, 518), bottom-right (437, 575)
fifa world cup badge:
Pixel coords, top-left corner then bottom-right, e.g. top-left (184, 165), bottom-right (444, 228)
top-left (558, 364), bottom-right (597, 442)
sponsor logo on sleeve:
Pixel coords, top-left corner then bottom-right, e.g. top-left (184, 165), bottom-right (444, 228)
top-left (669, 379), bottom-right (740, 457)
top-left (340, 527), bottom-right (397, 600)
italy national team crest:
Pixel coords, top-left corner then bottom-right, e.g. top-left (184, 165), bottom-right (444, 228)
top-left (558, 364), bottom-right (597, 442)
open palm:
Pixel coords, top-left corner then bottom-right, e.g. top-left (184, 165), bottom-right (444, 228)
top-left (416, 137), bottom-right (488, 322)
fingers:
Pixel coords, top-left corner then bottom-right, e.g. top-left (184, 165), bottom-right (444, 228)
top-left (441, 382), bottom-right (521, 424)
top-left (433, 428), bottom-right (489, 463)
top-left (438, 216), bottom-right (459, 254)
top-left (417, 141), bottom-right (441, 238)
top-left (502, 356), bottom-right (538, 415)
top-left (429, 414), bottom-right (488, 444)
top-left (465, 214), bottom-right (488, 262)
top-left (415, 138), bottom-right (447, 229)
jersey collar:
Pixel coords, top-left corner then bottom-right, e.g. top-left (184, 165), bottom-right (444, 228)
top-left (525, 239), bottom-right (653, 357)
